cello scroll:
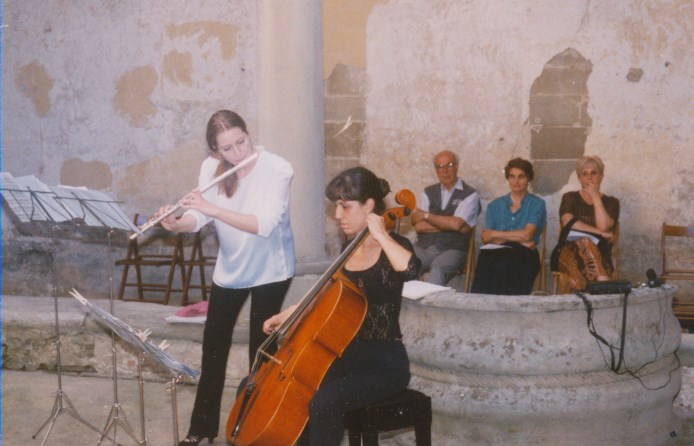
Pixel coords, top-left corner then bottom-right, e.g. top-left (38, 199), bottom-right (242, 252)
top-left (383, 189), bottom-right (416, 230)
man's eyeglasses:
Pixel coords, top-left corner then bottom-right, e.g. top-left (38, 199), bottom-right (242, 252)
top-left (434, 162), bottom-right (457, 170)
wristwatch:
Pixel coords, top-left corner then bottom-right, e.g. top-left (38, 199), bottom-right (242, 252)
top-left (423, 212), bottom-right (430, 221)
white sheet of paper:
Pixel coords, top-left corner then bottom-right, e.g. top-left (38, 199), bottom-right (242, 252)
top-left (480, 243), bottom-right (512, 250)
top-left (567, 230), bottom-right (600, 245)
top-left (165, 315), bottom-right (207, 324)
top-left (402, 280), bottom-right (452, 300)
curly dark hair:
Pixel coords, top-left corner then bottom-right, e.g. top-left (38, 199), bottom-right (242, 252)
top-left (504, 157), bottom-right (535, 181)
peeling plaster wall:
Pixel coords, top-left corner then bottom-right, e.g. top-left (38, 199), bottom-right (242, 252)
top-left (2, 0), bottom-right (257, 212)
top-left (357, 0), bottom-right (693, 288)
top-left (3, 0), bottom-right (693, 298)
top-left (2, 0), bottom-right (258, 296)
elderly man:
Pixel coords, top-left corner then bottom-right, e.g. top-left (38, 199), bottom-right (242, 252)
top-left (411, 150), bottom-right (481, 285)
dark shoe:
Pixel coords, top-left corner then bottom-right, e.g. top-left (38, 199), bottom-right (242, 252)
top-left (178, 434), bottom-right (216, 445)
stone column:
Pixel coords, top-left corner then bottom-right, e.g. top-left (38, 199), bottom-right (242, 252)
top-left (257, 0), bottom-right (326, 272)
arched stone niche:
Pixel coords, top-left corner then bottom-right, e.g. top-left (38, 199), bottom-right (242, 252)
top-left (402, 285), bottom-right (681, 445)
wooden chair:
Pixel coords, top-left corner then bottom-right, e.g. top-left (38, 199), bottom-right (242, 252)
top-left (115, 214), bottom-right (187, 305)
top-left (434, 226), bottom-right (476, 292)
top-left (462, 226), bottom-right (476, 293)
top-left (344, 388), bottom-right (432, 446)
top-left (409, 222), bottom-right (476, 292)
top-left (532, 225), bottom-right (547, 294)
top-left (181, 229), bottom-right (217, 305)
top-left (660, 223), bottom-right (694, 330)
top-left (552, 222), bottom-right (619, 294)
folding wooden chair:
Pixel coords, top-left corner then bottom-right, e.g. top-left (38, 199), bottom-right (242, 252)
top-left (461, 226), bottom-right (476, 293)
top-left (660, 222), bottom-right (694, 330)
top-left (532, 226), bottom-right (547, 294)
top-left (115, 214), bottom-right (187, 305)
top-left (181, 228), bottom-right (217, 305)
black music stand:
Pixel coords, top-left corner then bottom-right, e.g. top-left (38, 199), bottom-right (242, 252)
top-left (1, 172), bottom-right (139, 445)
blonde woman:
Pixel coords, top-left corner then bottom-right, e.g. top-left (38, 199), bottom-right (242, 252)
top-left (557, 155), bottom-right (620, 293)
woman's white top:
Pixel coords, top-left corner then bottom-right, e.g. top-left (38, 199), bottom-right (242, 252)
top-left (184, 148), bottom-right (296, 288)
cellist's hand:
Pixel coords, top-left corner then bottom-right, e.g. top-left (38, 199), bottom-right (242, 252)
top-left (366, 213), bottom-right (389, 244)
top-left (263, 304), bottom-right (298, 334)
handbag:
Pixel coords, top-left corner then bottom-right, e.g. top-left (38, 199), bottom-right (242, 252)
top-left (550, 217), bottom-right (578, 272)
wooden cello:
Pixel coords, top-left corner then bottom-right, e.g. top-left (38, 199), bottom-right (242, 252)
top-left (226, 189), bottom-right (416, 446)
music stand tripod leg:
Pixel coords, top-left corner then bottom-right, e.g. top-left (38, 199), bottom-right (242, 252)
top-left (96, 332), bottom-right (144, 446)
top-left (33, 389), bottom-right (109, 446)
top-left (93, 230), bottom-right (145, 446)
top-left (32, 225), bottom-right (107, 445)
top-left (138, 352), bottom-right (149, 446)
top-left (166, 375), bottom-right (183, 446)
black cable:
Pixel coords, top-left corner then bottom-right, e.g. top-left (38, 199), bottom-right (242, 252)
top-left (615, 291), bottom-right (628, 371)
top-left (574, 290), bottom-right (626, 372)
top-left (574, 289), bottom-right (680, 390)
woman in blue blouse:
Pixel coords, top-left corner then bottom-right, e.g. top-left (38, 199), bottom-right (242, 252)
top-left (471, 158), bottom-right (546, 295)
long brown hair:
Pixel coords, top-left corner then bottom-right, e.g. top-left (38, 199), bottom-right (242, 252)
top-left (206, 110), bottom-right (249, 198)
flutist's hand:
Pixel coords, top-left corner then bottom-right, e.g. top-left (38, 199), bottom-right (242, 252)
top-left (179, 190), bottom-right (220, 217)
top-left (158, 205), bottom-right (179, 231)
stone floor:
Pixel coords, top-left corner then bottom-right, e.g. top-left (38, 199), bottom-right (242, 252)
top-left (2, 367), bottom-right (693, 446)
top-left (3, 292), bottom-right (694, 445)
top-left (1, 370), bottom-right (414, 446)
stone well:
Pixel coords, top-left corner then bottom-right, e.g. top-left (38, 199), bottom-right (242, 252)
top-left (401, 285), bottom-right (682, 446)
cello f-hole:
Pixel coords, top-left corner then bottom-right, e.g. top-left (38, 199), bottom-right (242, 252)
top-left (279, 349), bottom-right (294, 376)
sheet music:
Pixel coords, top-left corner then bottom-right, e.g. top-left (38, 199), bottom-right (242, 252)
top-left (1, 172), bottom-right (36, 222)
top-left (52, 185), bottom-right (138, 231)
top-left (1, 172), bottom-right (138, 231)
top-left (1, 172), bottom-right (58, 222)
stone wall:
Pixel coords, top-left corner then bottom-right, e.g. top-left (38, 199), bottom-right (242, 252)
top-left (2, 0), bottom-right (260, 297)
top-left (322, 64), bottom-right (368, 257)
top-left (326, 0), bottom-right (694, 296)
top-left (530, 48), bottom-right (593, 194)
top-left (3, 0), bottom-right (693, 299)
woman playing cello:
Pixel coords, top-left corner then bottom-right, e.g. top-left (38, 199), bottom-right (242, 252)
top-left (263, 166), bottom-right (422, 445)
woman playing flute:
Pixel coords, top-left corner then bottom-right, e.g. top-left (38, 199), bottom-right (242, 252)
top-left (160, 110), bottom-right (296, 446)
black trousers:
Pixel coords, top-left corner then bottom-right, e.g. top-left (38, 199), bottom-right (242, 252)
top-left (297, 340), bottom-right (411, 446)
top-left (471, 242), bottom-right (540, 295)
top-left (187, 279), bottom-right (291, 437)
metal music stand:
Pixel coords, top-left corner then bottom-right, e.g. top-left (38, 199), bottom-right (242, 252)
top-left (0, 173), bottom-right (139, 445)
top-left (70, 290), bottom-right (200, 446)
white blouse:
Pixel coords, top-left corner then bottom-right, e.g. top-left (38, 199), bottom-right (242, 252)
top-left (184, 148), bottom-right (296, 288)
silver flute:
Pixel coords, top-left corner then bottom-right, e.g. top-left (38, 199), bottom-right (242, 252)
top-left (130, 152), bottom-right (259, 239)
